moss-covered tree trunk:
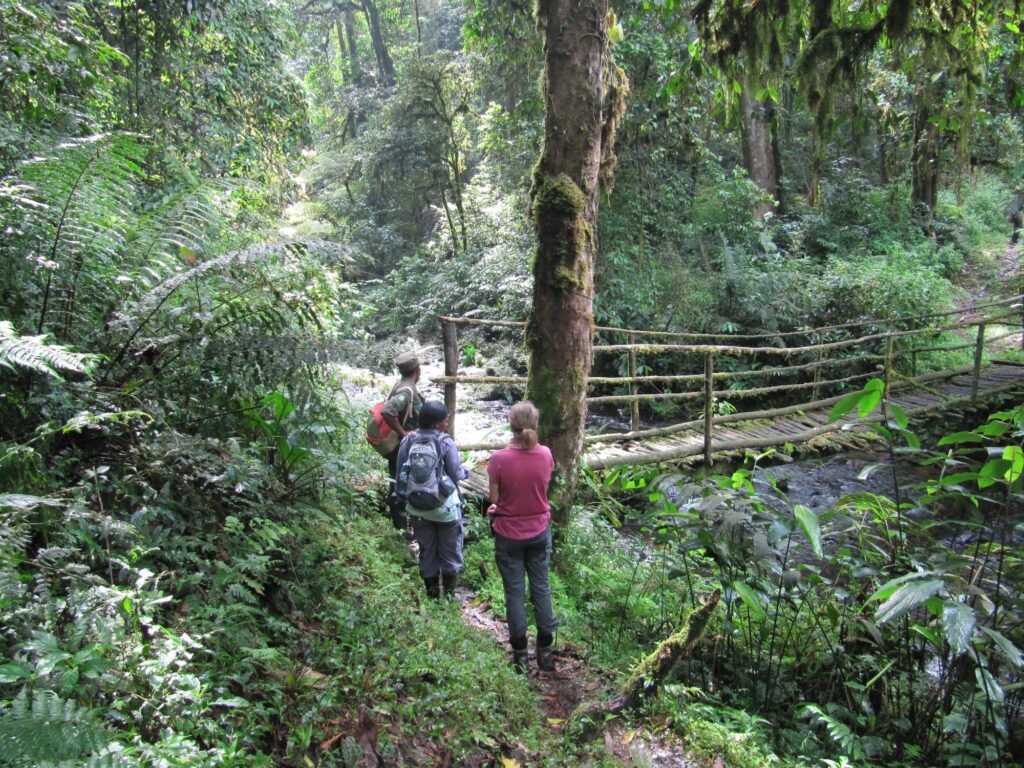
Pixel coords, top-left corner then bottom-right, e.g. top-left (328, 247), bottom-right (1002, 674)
top-left (911, 99), bottom-right (939, 222)
top-left (738, 73), bottom-right (778, 221)
top-left (527, 0), bottom-right (620, 528)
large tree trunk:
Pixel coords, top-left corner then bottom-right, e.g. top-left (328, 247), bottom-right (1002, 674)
top-left (528, 0), bottom-right (618, 527)
top-left (361, 0), bottom-right (394, 86)
top-left (738, 77), bottom-right (778, 221)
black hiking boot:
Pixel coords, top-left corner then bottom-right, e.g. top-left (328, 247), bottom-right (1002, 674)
top-left (441, 571), bottom-right (459, 597)
top-left (422, 575), bottom-right (441, 599)
top-left (536, 643), bottom-right (554, 671)
top-left (511, 648), bottom-right (529, 674)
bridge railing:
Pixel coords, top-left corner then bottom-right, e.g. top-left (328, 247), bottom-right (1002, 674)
top-left (436, 295), bottom-right (1024, 459)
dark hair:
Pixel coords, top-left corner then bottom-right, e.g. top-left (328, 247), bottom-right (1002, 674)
top-left (418, 400), bottom-right (449, 429)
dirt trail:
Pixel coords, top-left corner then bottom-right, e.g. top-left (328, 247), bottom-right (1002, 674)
top-left (958, 243), bottom-right (1021, 316)
top-left (452, 585), bottom-right (700, 766)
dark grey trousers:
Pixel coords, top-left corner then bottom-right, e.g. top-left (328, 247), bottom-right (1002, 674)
top-left (411, 516), bottom-right (464, 580)
top-left (494, 529), bottom-right (559, 643)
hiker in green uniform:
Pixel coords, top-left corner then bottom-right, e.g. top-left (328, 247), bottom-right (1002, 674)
top-left (380, 351), bottom-right (424, 528)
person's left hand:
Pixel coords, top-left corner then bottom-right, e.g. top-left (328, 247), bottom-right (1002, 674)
top-left (486, 503), bottom-right (497, 516)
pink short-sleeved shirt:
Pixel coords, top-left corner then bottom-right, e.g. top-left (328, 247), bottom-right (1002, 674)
top-left (487, 443), bottom-right (554, 540)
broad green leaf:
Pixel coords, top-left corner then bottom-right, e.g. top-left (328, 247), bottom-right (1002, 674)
top-left (859, 388), bottom-right (882, 417)
top-left (976, 421), bottom-right (1009, 437)
top-left (938, 471), bottom-right (980, 486)
top-left (608, 23), bottom-right (623, 44)
top-left (829, 391), bottom-right (863, 422)
top-left (910, 624), bottom-right (941, 648)
top-left (980, 626), bottom-right (1023, 668)
top-left (733, 581), bottom-right (765, 619)
top-left (975, 667), bottom-right (1004, 703)
top-left (866, 571), bottom-right (936, 604)
top-left (890, 404), bottom-right (908, 429)
top-left (942, 601), bottom-right (975, 656)
top-left (1003, 445), bottom-right (1023, 482)
top-left (794, 504), bottom-right (823, 558)
top-left (874, 579), bottom-right (944, 624)
top-left (732, 78), bottom-right (742, 94)
top-left (937, 431), bottom-right (984, 446)
top-left (895, 428), bottom-right (920, 449)
top-left (978, 458), bottom-right (1012, 488)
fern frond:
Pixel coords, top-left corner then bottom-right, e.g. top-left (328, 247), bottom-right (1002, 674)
top-left (0, 321), bottom-right (96, 378)
top-left (0, 133), bottom-right (146, 339)
top-left (104, 240), bottom-right (347, 376)
top-left (801, 704), bottom-right (866, 760)
top-left (124, 177), bottom-right (237, 293)
top-left (0, 689), bottom-right (111, 764)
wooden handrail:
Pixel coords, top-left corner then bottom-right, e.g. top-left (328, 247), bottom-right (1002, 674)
top-left (440, 294), bottom-right (1024, 341)
top-left (439, 299), bottom-right (1024, 464)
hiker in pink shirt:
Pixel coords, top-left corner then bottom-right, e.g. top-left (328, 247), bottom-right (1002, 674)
top-left (486, 401), bottom-right (559, 673)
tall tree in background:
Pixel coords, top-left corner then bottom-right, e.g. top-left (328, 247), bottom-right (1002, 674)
top-left (527, 0), bottom-right (626, 524)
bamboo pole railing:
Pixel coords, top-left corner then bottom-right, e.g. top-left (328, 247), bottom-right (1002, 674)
top-left (438, 298), bottom-right (1024, 463)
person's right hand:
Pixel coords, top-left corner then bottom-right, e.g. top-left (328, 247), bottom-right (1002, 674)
top-left (486, 503), bottom-right (497, 516)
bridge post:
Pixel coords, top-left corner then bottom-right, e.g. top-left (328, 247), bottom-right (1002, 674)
top-left (884, 334), bottom-right (895, 386)
top-left (703, 351), bottom-right (714, 467)
top-left (628, 333), bottom-right (640, 433)
top-left (812, 333), bottom-right (823, 402)
top-left (971, 323), bottom-right (986, 404)
top-left (442, 319), bottom-right (459, 437)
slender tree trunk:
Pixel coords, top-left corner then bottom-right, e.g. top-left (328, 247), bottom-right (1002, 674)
top-left (911, 100), bottom-right (939, 223)
top-left (344, 8), bottom-right (362, 86)
top-left (528, 0), bottom-right (617, 526)
top-left (738, 77), bottom-right (778, 221)
top-left (361, 0), bottom-right (394, 86)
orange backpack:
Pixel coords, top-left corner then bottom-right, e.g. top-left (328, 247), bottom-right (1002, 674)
top-left (365, 385), bottom-right (413, 456)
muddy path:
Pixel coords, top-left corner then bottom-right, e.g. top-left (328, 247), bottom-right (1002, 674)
top-left (450, 582), bottom-right (700, 766)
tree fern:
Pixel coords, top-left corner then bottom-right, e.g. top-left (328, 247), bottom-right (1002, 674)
top-left (0, 133), bottom-right (146, 340)
top-left (122, 174), bottom-right (236, 296)
top-left (104, 240), bottom-right (346, 378)
top-left (0, 689), bottom-right (111, 765)
top-left (0, 321), bottom-right (96, 378)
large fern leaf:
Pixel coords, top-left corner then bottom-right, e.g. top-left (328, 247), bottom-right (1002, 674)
top-left (0, 321), bottom-right (96, 378)
top-left (0, 134), bottom-right (146, 340)
top-left (0, 689), bottom-right (111, 764)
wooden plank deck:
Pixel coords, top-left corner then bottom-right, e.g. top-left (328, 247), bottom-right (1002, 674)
top-left (457, 362), bottom-right (1024, 495)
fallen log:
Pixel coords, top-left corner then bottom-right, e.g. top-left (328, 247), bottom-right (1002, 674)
top-left (567, 589), bottom-right (721, 742)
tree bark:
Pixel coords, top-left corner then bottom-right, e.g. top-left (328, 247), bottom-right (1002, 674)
top-left (343, 9), bottom-right (362, 86)
top-left (361, 0), bottom-right (394, 86)
top-left (528, 0), bottom-right (618, 527)
top-left (738, 76), bottom-right (778, 221)
top-left (911, 100), bottom-right (939, 222)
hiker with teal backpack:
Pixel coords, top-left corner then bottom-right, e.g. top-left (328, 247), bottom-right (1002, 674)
top-left (394, 401), bottom-right (468, 599)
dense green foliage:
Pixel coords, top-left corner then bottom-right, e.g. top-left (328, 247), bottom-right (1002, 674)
top-left (2, 0), bottom-right (1023, 765)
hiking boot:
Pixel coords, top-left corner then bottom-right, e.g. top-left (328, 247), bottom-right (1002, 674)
top-left (536, 644), bottom-right (554, 671)
top-left (441, 571), bottom-right (459, 597)
top-left (511, 648), bottom-right (529, 674)
top-left (422, 576), bottom-right (441, 599)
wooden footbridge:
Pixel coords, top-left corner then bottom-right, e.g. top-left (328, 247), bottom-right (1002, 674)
top-left (433, 295), bottom-right (1024, 494)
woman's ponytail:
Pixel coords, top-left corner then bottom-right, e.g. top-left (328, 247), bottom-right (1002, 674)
top-left (509, 401), bottom-right (540, 449)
